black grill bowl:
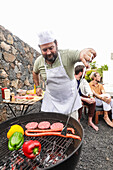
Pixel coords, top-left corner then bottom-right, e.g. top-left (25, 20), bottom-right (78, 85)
top-left (0, 112), bottom-right (84, 170)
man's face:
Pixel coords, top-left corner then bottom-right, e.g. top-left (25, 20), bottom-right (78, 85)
top-left (40, 42), bottom-right (58, 63)
top-left (95, 73), bottom-right (101, 82)
top-left (79, 68), bottom-right (85, 79)
top-left (77, 71), bottom-right (84, 80)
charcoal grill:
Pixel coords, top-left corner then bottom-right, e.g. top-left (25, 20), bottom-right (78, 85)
top-left (0, 112), bottom-right (84, 170)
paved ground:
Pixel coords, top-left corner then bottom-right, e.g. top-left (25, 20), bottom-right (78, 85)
top-left (76, 114), bottom-right (113, 170)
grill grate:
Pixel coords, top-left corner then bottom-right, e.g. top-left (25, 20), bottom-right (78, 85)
top-left (0, 120), bottom-right (77, 170)
top-left (0, 135), bottom-right (74, 169)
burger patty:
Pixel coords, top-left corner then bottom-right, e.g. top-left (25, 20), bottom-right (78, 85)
top-left (38, 121), bottom-right (50, 129)
top-left (25, 122), bottom-right (38, 129)
top-left (50, 122), bottom-right (64, 130)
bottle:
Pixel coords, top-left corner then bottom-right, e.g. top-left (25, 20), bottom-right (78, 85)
top-left (4, 89), bottom-right (10, 101)
top-left (34, 84), bottom-right (36, 94)
top-left (1, 87), bottom-right (7, 99)
top-left (11, 92), bottom-right (15, 102)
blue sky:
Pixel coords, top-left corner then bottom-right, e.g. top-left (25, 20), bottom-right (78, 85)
top-left (1, 0), bottom-right (113, 68)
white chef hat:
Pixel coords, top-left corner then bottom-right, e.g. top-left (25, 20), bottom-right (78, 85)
top-left (38, 30), bottom-right (56, 45)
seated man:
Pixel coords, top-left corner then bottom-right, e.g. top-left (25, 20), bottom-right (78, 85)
top-left (89, 72), bottom-right (113, 127)
top-left (75, 64), bottom-right (99, 131)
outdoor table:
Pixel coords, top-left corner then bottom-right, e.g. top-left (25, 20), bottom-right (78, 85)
top-left (2, 96), bottom-right (43, 117)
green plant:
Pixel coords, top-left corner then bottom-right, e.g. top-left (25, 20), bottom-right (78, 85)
top-left (97, 64), bottom-right (108, 78)
top-left (89, 61), bottom-right (97, 69)
top-left (85, 62), bottom-right (108, 83)
top-left (85, 70), bottom-right (93, 82)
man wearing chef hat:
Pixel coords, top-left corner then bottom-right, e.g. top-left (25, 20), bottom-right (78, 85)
top-left (33, 30), bottom-right (96, 120)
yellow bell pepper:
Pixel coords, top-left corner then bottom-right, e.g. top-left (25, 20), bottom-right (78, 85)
top-left (7, 124), bottom-right (24, 139)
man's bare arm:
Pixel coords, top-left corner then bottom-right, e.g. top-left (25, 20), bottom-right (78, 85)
top-left (33, 71), bottom-right (40, 86)
top-left (33, 71), bottom-right (43, 96)
top-left (92, 90), bottom-right (111, 104)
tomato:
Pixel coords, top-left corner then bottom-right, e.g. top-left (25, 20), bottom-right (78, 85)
top-left (26, 96), bottom-right (34, 100)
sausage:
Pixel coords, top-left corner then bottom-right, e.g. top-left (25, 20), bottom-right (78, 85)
top-left (25, 127), bottom-right (75, 134)
top-left (25, 131), bottom-right (81, 141)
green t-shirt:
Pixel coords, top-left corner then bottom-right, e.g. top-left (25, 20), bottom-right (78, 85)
top-left (33, 49), bottom-right (80, 81)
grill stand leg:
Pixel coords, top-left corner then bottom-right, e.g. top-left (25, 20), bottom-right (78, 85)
top-left (7, 103), bottom-right (17, 117)
top-left (7, 104), bottom-right (30, 117)
top-left (22, 105), bottom-right (30, 115)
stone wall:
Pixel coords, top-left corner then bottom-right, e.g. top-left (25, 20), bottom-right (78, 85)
top-left (0, 25), bottom-right (41, 123)
top-left (0, 25), bottom-right (40, 92)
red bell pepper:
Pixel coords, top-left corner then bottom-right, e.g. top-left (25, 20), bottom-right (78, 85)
top-left (22, 140), bottom-right (41, 159)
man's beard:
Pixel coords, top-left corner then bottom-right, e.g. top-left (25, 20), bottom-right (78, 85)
top-left (96, 80), bottom-right (100, 83)
top-left (80, 74), bottom-right (84, 79)
top-left (44, 50), bottom-right (58, 63)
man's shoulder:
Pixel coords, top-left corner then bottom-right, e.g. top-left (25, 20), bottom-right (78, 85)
top-left (81, 79), bottom-right (88, 85)
top-left (98, 83), bottom-right (104, 87)
top-left (89, 81), bottom-right (93, 85)
top-left (83, 78), bottom-right (88, 83)
top-left (59, 49), bottom-right (80, 61)
top-left (59, 49), bottom-right (70, 55)
top-left (59, 49), bottom-right (78, 54)
top-left (35, 55), bottom-right (44, 63)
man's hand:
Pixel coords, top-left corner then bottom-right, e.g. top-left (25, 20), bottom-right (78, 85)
top-left (102, 96), bottom-right (111, 104)
top-left (86, 98), bottom-right (95, 104)
top-left (81, 97), bottom-right (95, 104)
top-left (80, 48), bottom-right (97, 68)
top-left (90, 97), bottom-right (95, 103)
top-left (36, 87), bottom-right (43, 96)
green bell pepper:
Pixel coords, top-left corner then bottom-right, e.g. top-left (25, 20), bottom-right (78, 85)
top-left (8, 131), bottom-right (24, 151)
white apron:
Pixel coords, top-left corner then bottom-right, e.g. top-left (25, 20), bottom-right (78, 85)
top-left (41, 53), bottom-right (82, 115)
